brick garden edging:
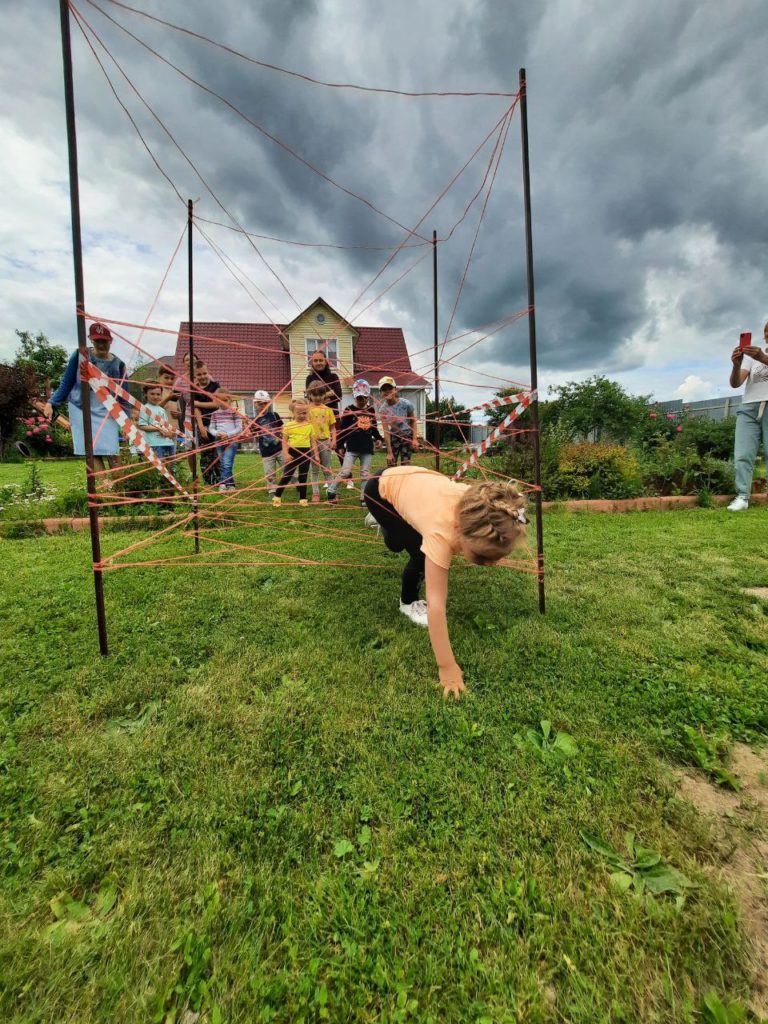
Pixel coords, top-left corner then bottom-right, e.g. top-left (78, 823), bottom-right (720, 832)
top-left (541, 494), bottom-right (768, 513)
top-left (5, 492), bottom-right (761, 535)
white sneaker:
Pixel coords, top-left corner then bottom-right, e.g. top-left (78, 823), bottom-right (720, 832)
top-left (364, 513), bottom-right (378, 529)
top-left (218, 484), bottom-right (228, 493)
top-left (346, 480), bottom-right (354, 490)
top-left (727, 495), bottom-right (749, 512)
top-left (399, 599), bottom-right (428, 627)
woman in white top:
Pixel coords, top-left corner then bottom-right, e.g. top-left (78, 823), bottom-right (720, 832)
top-left (728, 320), bottom-right (768, 510)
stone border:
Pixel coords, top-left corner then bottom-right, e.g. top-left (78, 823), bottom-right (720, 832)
top-left (542, 493), bottom-right (768, 513)
top-left (0, 491), bottom-right (759, 534)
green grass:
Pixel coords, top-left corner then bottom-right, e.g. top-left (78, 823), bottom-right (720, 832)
top-left (1, 506), bottom-right (767, 1022)
top-left (0, 454), bottom-right (442, 524)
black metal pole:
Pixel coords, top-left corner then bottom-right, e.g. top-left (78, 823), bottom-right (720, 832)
top-left (187, 199), bottom-right (200, 554)
top-left (432, 229), bottom-right (440, 470)
top-left (59, 0), bottom-right (109, 655)
top-left (519, 68), bottom-right (545, 614)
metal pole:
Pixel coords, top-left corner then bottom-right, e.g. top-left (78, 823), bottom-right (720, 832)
top-left (59, 0), bottom-right (109, 654)
top-left (187, 200), bottom-right (200, 553)
top-left (432, 229), bottom-right (440, 470)
top-left (518, 68), bottom-right (546, 614)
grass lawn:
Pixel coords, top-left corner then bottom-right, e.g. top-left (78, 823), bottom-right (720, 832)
top-left (1, 504), bottom-right (767, 1023)
top-left (0, 454), bottom-right (442, 523)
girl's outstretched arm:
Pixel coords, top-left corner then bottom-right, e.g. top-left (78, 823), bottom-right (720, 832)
top-left (425, 557), bottom-right (466, 700)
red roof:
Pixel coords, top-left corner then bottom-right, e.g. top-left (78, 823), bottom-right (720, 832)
top-left (175, 321), bottom-right (429, 393)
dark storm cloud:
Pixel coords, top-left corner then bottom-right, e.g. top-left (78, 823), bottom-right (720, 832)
top-left (4, 0), bottom-right (767, 381)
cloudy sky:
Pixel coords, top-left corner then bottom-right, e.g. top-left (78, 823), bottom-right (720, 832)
top-left (2, 0), bottom-right (767, 411)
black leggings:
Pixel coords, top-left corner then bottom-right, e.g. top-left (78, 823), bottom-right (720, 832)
top-left (363, 474), bottom-right (425, 604)
top-left (275, 447), bottom-right (311, 499)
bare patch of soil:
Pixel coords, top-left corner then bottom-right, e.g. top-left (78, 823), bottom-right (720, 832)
top-left (742, 587), bottom-right (768, 601)
top-left (677, 744), bottom-right (768, 1017)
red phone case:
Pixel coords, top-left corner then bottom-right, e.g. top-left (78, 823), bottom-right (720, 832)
top-left (739, 332), bottom-right (752, 350)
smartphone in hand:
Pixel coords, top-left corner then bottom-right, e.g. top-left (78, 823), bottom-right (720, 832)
top-left (739, 332), bottom-right (752, 351)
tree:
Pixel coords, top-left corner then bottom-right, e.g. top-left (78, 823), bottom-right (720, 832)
top-left (486, 386), bottom-right (552, 432)
top-left (545, 375), bottom-right (650, 444)
top-left (0, 363), bottom-right (34, 458)
top-left (426, 396), bottom-right (472, 446)
top-left (13, 330), bottom-right (68, 391)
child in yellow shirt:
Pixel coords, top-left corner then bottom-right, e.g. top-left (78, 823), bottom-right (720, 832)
top-left (307, 382), bottom-right (337, 503)
top-left (272, 399), bottom-right (320, 507)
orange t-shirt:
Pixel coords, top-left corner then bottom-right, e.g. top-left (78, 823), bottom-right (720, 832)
top-left (378, 466), bottom-right (467, 570)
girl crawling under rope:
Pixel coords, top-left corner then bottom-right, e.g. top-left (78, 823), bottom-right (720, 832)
top-left (363, 465), bottom-right (528, 700)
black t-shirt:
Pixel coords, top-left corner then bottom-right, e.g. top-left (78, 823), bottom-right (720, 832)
top-left (338, 403), bottom-right (382, 454)
top-left (305, 367), bottom-right (342, 412)
top-left (195, 380), bottom-right (220, 427)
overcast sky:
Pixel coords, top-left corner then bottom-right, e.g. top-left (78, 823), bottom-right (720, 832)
top-left (2, 0), bottom-right (767, 410)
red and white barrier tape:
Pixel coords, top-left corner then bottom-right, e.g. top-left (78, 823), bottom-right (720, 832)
top-left (452, 390), bottom-right (536, 481)
top-left (452, 389), bottom-right (532, 417)
top-left (81, 359), bottom-right (192, 500)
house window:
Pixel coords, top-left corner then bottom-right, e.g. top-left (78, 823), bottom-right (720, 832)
top-left (305, 337), bottom-right (338, 368)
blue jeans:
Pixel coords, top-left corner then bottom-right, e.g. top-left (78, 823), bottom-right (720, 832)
top-left (734, 402), bottom-right (768, 496)
top-left (218, 441), bottom-right (238, 487)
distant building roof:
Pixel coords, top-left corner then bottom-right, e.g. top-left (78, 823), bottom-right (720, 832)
top-left (129, 356), bottom-right (177, 382)
top-left (173, 321), bottom-right (429, 393)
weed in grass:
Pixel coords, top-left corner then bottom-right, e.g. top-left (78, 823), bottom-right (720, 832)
top-left (702, 990), bottom-right (746, 1023)
top-left (581, 830), bottom-right (694, 899)
top-left (515, 719), bottom-right (579, 760)
top-left (682, 725), bottom-right (741, 790)
top-left (44, 875), bottom-right (119, 942)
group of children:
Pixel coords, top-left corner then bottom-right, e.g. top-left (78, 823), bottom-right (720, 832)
top-left (243, 375), bottom-right (418, 505)
top-left (130, 367), bottom-right (420, 501)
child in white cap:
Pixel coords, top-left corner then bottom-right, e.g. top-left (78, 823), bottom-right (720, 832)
top-left (377, 375), bottom-right (419, 465)
top-left (252, 390), bottom-right (284, 498)
top-left (328, 379), bottom-right (383, 506)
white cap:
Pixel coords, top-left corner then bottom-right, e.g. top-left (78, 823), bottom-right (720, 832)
top-left (253, 390), bottom-right (270, 401)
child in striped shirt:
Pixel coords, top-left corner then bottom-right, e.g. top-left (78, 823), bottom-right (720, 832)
top-left (208, 392), bottom-right (244, 492)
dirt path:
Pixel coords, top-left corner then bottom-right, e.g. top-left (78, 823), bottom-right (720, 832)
top-left (677, 744), bottom-right (768, 1017)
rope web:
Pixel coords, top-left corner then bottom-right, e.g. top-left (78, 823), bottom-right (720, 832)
top-left (62, 0), bottom-right (542, 583)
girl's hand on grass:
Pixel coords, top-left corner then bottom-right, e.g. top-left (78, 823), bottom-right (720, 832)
top-left (439, 663), bottom-right (465, 700)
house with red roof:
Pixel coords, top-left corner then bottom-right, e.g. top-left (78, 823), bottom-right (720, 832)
top-left (173, 297), bottom-right (429, 426)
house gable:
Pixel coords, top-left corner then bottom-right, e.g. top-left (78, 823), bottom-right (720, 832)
top-left (286, 298), bottom-right (358, 398)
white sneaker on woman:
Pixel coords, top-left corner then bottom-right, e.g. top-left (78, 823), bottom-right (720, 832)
top-left (399, 599), bottom-right (428, 627)
top-left (727, 495), bottom-right (749, 511)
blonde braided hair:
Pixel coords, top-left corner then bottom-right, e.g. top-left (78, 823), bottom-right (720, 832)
top-left (456, 480), bottom-right (527, 564)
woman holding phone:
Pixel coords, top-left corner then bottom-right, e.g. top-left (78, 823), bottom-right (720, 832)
top-left (727, 320), bottom-right (768, 511)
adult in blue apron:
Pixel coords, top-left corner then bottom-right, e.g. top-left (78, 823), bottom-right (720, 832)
top-left (44, 322), bottom-right (129, 475)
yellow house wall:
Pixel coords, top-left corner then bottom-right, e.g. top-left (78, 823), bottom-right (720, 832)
top-left (287, 303), bottom-right (356, 399)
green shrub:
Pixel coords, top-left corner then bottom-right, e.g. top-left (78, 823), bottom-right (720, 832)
top-left (14, 412), bottom-right (71, 457)
top-left (638, 410), bottom-right (735, 460)
top-left (0, 520), bottom-right (46, 539)
top-left (49, 488), bottom-right (89, 518)
top-left (553, 443), bottom-right (643, 500)
top-left (678, 416), bottom-right (735, 460)
top-left (639, 441), bottom-right (734, 496)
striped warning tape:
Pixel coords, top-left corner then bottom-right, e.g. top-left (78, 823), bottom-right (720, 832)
top-left (452, 390), bottom-right (536, 481)
top-left (81, 359), bottom-right (192, 500)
